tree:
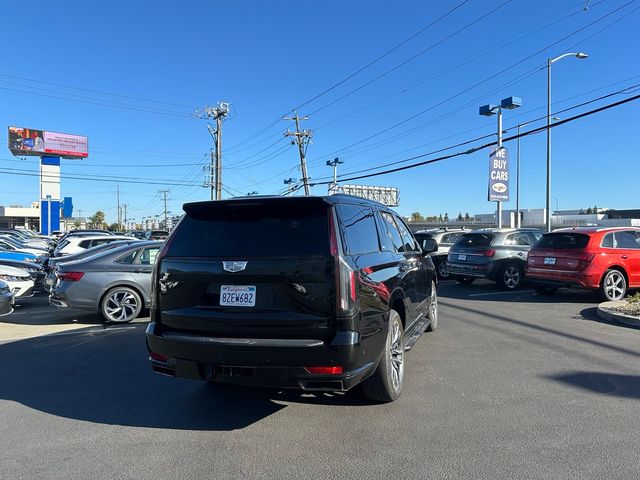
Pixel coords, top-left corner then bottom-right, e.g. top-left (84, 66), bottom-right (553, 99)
top-left (438, 213), bottom-right (443, 222)
top-left (410, 212), bottom-right (424, 222)
top-left (579, 209), bottom-right (584, 215)
top-left (73, 220), bottom-right (81, 229)
top-left (444, 213), bottom-right (449, 223)
top-left (593, 205), bottom-right (598, 213)
top-left (89, 211), bottom-right (105, 228)
top-left (586, 207), bottom-right (593, 214)
top-left (457, 212), bottom-right (463, 221)
top-left (107, 223), bottom-right (120, 232)
top-left (464, 212), bottom-right (470, 221)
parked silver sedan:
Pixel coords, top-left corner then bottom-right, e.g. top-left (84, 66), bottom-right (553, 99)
top-left (49, 241), bottom-right (162, 322)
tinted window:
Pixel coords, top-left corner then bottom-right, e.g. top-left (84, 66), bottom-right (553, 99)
top-left (168, 202), bottom-right (329, 257)
top-left (601, 233), bottom-right (613, 248)
top-left (116, 250), bottom-right (137, 264)
top-left (614, 231), bottom-right (640, 249)
top-left (505, 233), bottom-right (532, 246)
top-left (457, 233), bottom-right (494, 247)
top-left (443, 232), bottom-right (463, 244)
top-left (139, 247), bottom-right (160, 264)
top-left (394, 215), bottom-right (419, 252)
top-left (536, 233), bottom-right (590, 249)
top-left (78, 240), bottom-right (90, 248)
top-left (336, 204), bottom-right (380, 255)
top-left (380, 212), bottom-right (404, 252)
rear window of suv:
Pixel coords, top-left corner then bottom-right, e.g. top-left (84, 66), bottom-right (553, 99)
top-left (167, 201), bottom-right (329, 257)
top-left (536, 233), bottom-right (590, 249)
top-left (457, 233), bottom-right (494, 247)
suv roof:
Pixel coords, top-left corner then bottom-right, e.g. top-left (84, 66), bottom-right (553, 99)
top-left (463, 228), bottom-right (541, 234)
top-left (184, 193), bottom-right (387, 211)
top-left (553, 226), bottom-right (640, 234)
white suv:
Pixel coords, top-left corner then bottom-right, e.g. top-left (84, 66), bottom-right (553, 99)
top-left (53, 235), bottom-right (134, 257)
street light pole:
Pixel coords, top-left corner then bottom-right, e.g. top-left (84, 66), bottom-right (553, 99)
top-left (516, 123), bottom-right (521, 228)
top-left (546, 52), bottom-right (588, 232)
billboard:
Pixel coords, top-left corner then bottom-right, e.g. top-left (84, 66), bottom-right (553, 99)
top-left (488, 146), bottom-right (509, 202)
top-left (336, 184), bottom-right (400, 206)
top-left (8, 126), bottom-right (88, 158)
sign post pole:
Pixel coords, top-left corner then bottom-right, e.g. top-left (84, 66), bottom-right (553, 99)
top-left (496, 108), bottom-right (503, 229)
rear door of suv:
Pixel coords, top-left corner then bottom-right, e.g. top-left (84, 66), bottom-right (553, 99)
top-left (156, 198), bottom-right (336, 340)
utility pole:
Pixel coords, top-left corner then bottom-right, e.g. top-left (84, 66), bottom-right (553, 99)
top-left (116, 183), bottom-right (121, 232)
top-left (326, 157), bottom-right (343, 194)
top-left (123, 204), bottom-right (129, 231)
top-left (284, 111), bottom-right (312, 195)
top-left (159, 189), bottom-right (169, 229)
top-left (195, 102), bottom-right (230, 200)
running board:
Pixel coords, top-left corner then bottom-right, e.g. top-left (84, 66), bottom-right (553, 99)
top-left (404, 313), bottom-right (429, 351)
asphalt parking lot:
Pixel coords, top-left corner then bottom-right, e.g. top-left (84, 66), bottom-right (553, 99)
top-left (1, 282), bottom-right (639, 480)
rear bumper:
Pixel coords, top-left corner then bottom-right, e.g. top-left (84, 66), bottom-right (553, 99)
top-left (447, 261), bottom-right (495, 279)
top-left (145, 322), bottom-right (381, 391)
top-left (527, 269), bottom-right (600, 289)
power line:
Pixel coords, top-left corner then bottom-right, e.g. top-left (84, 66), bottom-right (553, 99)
top-left (309, 93), bottom-right (640, 186)
top-left (222, 0), bottom-right (473, 151)
top-left (0, 72), bottom-right (196, 109)
top-left (303, 0), bottom-right (637, 166)
top-left (0, 85), bottom-right (193, 118)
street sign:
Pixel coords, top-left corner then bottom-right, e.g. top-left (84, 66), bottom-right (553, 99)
top-left (488, 147), bottom-right (509, 202)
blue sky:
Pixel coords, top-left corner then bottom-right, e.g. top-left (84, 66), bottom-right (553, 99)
top-left (0, 0), bottom-right (638, 223)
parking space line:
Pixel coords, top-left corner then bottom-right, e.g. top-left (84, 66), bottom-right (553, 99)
top-left (467, 290), bottom-right (534, 297)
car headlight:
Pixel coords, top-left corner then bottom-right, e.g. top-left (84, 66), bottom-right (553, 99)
top-left (0, 274), bottom-right (20, 281)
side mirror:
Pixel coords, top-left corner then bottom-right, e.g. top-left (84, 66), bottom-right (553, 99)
top-left (422, 238), bottom-right (438, 254)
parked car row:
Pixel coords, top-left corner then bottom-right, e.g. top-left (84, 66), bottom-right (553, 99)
top-left (415, 225), bottom-right (640, 302)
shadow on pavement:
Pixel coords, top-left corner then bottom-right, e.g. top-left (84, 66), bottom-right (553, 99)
top-left (438, 280), bottom-right (599, 304)
top-left (2, 294), bottom-right (150, 326)
top-left (547, 371), bottom-right (640, 399)
top-left (0, 325), bottom-right (366, 431)
top-left (441, 300), bottom-right (640, 359)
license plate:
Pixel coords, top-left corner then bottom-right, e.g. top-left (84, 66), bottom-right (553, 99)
top-left (544, 257), bottom-right (556, 265)
top-left (458, 254), bottom-right (467, 261)
top-left (220, 285), bottom-right (256, 307)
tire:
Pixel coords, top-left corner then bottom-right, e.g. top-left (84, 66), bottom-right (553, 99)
top-left (426, 280), bottom-right (438, 332)
top-left (534, 285), bottom-right (558, 295)
top-left (600, 269), bottom-right (627, 301)
top-left (455, 276), bottom-right (475, 285)
top-left (100, 286), bottom-right (142, 323)
top-left (498, 263), bottom-right (523, 290)
top-left (435, 258), bottom-right (450, 280)
top-left (362, 309), bottom-right (405, 403)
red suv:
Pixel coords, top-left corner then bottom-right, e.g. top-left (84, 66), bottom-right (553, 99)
top-left (527, 227), bottom-right (640, 301)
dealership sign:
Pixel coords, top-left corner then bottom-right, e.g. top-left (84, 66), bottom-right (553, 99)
top-left (488, 146), bottom-right (509, 202)
top-left (8, 126), bottom-right (88, 158)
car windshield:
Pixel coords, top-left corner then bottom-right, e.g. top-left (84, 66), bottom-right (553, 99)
top-left (536, 233), bottom-right (590, 249)
top-left (457, 233), bottom-right (494, 247)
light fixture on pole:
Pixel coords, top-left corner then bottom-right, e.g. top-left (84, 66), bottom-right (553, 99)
top-left (326, 157), bottom-right (343, 194)
top-left (546, 52), bottom-right (588, 232)
top-left (479, 96), bottom-right (521, 229)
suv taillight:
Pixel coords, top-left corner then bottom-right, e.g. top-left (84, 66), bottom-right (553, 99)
top-left (574, 253), bottom-right (595, 270)
top-left (329, 208), bottom-right (358, 313)
top-left (482, 249), bottom-right (496, 257)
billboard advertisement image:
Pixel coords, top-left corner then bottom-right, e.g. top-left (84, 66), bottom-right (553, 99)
top-left (8, 126), bottom-right (45, 154)
top-left (8, 126), bottom-right (88, 158)
top-left (488, 146), bottom-right (509, 202)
